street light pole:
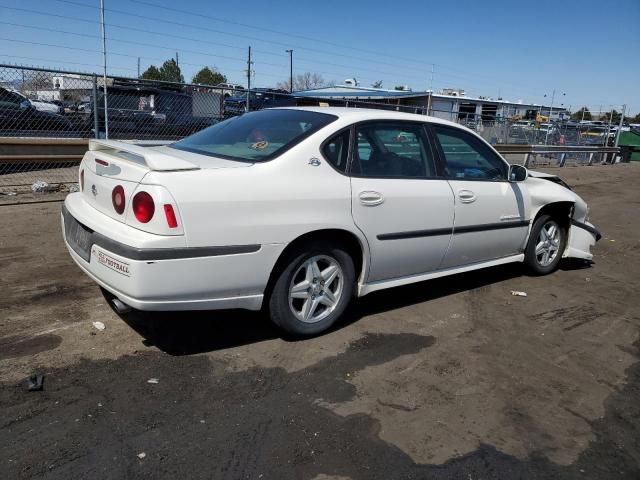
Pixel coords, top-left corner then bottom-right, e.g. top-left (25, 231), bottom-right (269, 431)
top-left (544, 90), bottom-right (555, 145)
top-left (285, 49), bottom-right (293, 93)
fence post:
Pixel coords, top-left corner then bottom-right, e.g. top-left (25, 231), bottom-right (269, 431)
top-left (587, 152), bottom-right (594, 166)
top-left (559, 152), bottom-right (567, 167)
top-left (92, 74), bottom-right (99, 139)
top-left (523, 153), bottom-right (530, 167)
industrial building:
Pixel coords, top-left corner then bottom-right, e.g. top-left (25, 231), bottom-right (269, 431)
top-left (294, 84), bottom-right (570, 123)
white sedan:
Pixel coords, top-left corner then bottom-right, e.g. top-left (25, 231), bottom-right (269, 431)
top-left (62, 107), bottom-right (600, 335)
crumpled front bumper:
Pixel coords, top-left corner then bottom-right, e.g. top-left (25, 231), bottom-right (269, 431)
top-left (563, 219), bottom-right (601, 261)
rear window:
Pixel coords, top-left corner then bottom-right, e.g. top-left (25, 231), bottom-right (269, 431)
top-left (171, 109), bottom-right (337, 162)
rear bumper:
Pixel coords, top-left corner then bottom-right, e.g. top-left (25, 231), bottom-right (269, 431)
top-left (563, 219), bottom-right (601, 261)
top-left (62, 199), bottom-right (285, 311)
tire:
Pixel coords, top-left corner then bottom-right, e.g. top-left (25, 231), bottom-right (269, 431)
top-left (268, 242), bottom-right (355, 336)
top-left (524, 214), bottom-right (567, 275)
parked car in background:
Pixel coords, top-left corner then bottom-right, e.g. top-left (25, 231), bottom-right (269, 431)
top-left (73, 84), bottom-right (219, 138)
top-left (216, 83), bottom-right (245, 98)
top-left (0, 87), bottom-right (72, 132)
top-left (223, 88), bottom-right (296, 117)
top-left (63, 107), bottom-right (600, 336)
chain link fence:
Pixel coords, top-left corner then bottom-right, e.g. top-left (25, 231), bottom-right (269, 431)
top-left (0, 63), bottom-right (622, 203)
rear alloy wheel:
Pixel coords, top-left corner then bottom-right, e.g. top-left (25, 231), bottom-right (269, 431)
top-left (524, 214), bottom-right (567, 275)
top-left (269, 243), bottom-right (355, 336)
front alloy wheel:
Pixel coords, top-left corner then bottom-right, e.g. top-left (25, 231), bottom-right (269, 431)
top-left (535, 220), bottom-right (561, 267)
top-left (525, 214), bottom-right (567, 275)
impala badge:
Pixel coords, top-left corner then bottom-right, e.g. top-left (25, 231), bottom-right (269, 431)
top-left (91, 184), bottom-right (98, 197)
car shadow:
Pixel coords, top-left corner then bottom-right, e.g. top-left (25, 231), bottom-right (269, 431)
top-left (107, 260), bottom-right (590, 356)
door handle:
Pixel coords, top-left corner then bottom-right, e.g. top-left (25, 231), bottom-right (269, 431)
top-left (359, 191), bottom-right (385, 206)
top-left (457, 189), bottom-right (476, 203)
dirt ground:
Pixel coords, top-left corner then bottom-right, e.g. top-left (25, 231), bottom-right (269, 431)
top-left (1, 163), bottom-right (639, 480)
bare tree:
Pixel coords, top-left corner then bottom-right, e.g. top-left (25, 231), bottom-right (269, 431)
top-left (277, 72), bottom-right (327, 92)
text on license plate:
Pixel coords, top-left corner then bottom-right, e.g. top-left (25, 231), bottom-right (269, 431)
top-left (92, 247), bottom-right (131, 277)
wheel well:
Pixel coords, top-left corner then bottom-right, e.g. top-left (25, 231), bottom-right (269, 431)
top-left (263, 229), bottom-right (365, 304)
top-left (534, 201), bottom-right (574, 230)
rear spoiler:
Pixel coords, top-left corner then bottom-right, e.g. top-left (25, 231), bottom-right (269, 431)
top-left (88, 139), bottom-right (199, 171)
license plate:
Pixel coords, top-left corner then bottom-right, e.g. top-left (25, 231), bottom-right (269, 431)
top-left (92, 246), bottom-right (131, 277)
top-left (64, 210), bottom-right (93, 262)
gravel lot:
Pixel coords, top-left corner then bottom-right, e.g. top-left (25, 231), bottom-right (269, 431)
top-left (1, 163), bottom-right (639, 479)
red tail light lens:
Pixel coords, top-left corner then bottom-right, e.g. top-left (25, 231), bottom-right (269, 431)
top-left (132, 191), bottom-right (155, 223)
top-left (112, 185), bottom-right (125, 214)
top-left (80, 169), bottom-right (84, 191)
top-left (163, 204), bottom-right (178, 228)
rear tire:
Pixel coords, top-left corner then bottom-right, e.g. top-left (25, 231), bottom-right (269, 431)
top-left (268, 242), bottom-right (355, 336)
top-left (524, 214), bottom-right (567, 275)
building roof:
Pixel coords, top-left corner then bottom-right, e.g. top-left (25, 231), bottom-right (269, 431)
top-left (293, 85), bottom-right (567, 111)
top-left (274, 106), bottom-right (462, 128)
top-left (293, 85), bottom-right (425, 99)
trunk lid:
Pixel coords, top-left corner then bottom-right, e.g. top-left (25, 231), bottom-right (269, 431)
top-left (81, 139), bottom-right (199, 223)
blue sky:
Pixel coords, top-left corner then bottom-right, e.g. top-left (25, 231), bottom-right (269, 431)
top-left (1, 0), bottom-right (638, 115)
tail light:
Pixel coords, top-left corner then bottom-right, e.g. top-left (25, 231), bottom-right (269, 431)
top-left (132, 191), bottom-right (155, 223)
top-left (163, 204), bottom-right (178, 228)
top-left (111, 185), bottom-right (125, 214)
top-left (80, 169), bottom-right (84, 191)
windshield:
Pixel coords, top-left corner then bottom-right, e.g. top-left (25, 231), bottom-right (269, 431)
top-left (171, 109), bottom-right (337, 162)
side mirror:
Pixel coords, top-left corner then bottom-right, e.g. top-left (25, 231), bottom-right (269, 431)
top-left (508, 164), bottom-right (528, 182)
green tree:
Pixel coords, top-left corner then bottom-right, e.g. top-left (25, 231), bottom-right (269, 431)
top-left (140, 65), bottom-right (162, 81)
top-left (600, 109), bottom-right (622, 124)
top-left (192, 66), bottom-right (226, 85)
top-left (571, 106), bottom-right (592, 121)
top-left (141, 59), bottom-right (184, 83)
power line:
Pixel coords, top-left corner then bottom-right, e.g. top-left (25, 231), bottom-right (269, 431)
top-left (47, 0), bottom-right (443, 75)
top-left (0, 21), bottom-right (284, 68)
top-left (0, 3), bottom-right (550, 98)
top-left (0, 54), bottom-right (136, 72)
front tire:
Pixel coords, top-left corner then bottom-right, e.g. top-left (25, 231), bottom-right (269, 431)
top-left (524, 214), bottom-right (567, 275)
top-left (268, 242), bottom-right (355, 336)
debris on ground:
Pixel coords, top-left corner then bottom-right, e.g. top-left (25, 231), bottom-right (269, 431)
top-left (68, 184), bottom-right (80, 193)
top-left (27, 374), bottom-right (45, 391)
top-left (31, 181), bottom-right (60, 193)
top-left (0, 191), bottom-right (17, 196)
top-left (92, 321), bottom-right (106, 331)
top-left (137, 452), bottom-right (146, 459)
top-left (510, 290), bottom-right (528, 297)
top-left (147, 378), bottom-right (159, 384)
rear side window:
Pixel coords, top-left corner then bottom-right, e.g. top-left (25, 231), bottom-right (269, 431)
top-left (351, 122), bottom-right (435, 178)
top-left (322, 130), bottom-right (350, 173)
top-left (433, 126), bottom-right (507, 180)
top-left (171, 109), bottom-right (337, 162)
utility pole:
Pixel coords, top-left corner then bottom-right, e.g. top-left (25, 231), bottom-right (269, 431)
top-left (246, 46), bottom-right (252, 112)
top-left (427, 63), bottom-right (434, 115)
top-left (615, 104), bottom-right (626, 148)
top-left (285, 49), bottom-right (293, 93)
top-left (175, 51), bottom-right (179, 68)
top-left (137, 57), bottom-right (140, 79)
top-left (100, 0), bottom-right (109, 139)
